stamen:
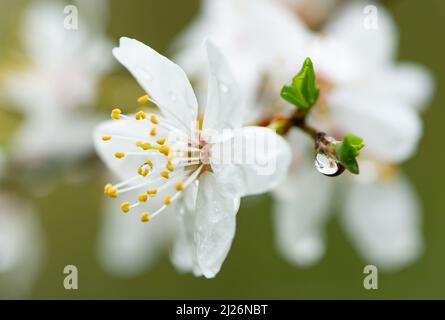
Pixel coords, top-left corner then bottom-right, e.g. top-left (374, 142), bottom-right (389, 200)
top-left (138, 166), bottom-right (150, 177)
top-left (111, 108), bottom-right (122, 120)
top-left (115, 152), bottom-right (125, 159)
top-left (136, 141), bottom-right (152, 150)
top-left (150, 115), bottom-right (158, 125)
top-left (140, 212), bottom-right (150, 223)
top-left (135, 110), bottom-right (146, 120)
top-left (137, 95), bottom-right (150, 105)
top-left (159, 145), bottom-right (170, 156)
top-left (166, 161), bottom-right (174, 172)
top-left (160, 171), bottom-right (169, 179)
top-left (122, 151), bottom-right (161, 156)
top-left (103, 134), bottom-right (139, 142)
top-left (104, 184), bottom-right (118, 198)
top-left (117, 176), bottom-right (165, 194)
top-left (164, 195), bottom-right (171, 205)
top-left (114, 175), bottom-right (141, 189)
top-left (138, 194), bottom-right (148, 202)
top-left (120, 202), bottom-right (131, 213)
top-left (147, 189), bottom-right (158, 196)
top-left (156, 138), bottom-right (166, 145)
top-left (150, 165), bottom-right (203, 219)
top-left (150, 127), bottom-right (157, 136)
top-left (145, 159), bottom-right (153, 168)
top-left (102, 135), bottom-right (112, 141)
top-left (176, 180), bottom-right (184, 191)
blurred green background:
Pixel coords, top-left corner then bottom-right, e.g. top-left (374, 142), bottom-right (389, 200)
top-left (1, 0), bottom-right (444, 299)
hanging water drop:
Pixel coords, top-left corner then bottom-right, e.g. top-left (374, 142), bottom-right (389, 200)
top-left (314, 152), bottom-right (340, 176)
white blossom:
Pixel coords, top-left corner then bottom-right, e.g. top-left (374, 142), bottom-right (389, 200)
top-left (94, 37), bottom-right (291, 278)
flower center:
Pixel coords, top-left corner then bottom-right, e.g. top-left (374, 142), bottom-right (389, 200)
top-left (100, 95), bottom-right (207, 223)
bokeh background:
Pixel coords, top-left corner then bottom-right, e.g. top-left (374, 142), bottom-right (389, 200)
top-left (0, 0), bottom-right (444, 299)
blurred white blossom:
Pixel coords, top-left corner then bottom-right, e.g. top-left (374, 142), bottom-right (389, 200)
top-left (0, 192), bottom-right (44, 298)
top-left (278, 0), bottom-right (339, 27)
top-left (2, 0), bottom-right (113, 166)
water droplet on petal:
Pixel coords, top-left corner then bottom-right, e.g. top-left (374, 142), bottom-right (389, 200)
top-left (137, 68), bottom-right (152, 82)
top-left (219, 83), bottom-right (229, 93)
top-left (315, 153), bottom-right (339, 176)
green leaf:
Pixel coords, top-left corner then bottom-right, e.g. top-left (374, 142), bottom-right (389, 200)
top-left (334, 134), bottom-right (365, 174)
top-left (280, 57), bottom-right (320, 111)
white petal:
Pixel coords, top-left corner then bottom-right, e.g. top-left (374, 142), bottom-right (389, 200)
top-left (273, 130), bottom-right (334, 266)
top-left (194, 173), bottom-right (240, 278)
top-left (341, 176), bottom-right (423, 271)
top-left (324, 1), bottom-right (397, 67)
top-left (279, 0), bottom-right (339, 26)
top-left (328, 89), bottom-right (422, 163)
top-left (170, 182), bottom-right (200, 275)
top-left (113, 37), bottom-right (198, 133)
top-left (367, 63), bottom-right (435, 112)
top-left (210, 126), bottom-right (292, 197)
top-left (306, 36), bottom-right (365, 85)
top-left (203, 40), bottom-right (243, 131)
top-left (97, 188), bottom-right (175, 277)
top-left (0, 193), bottom-right (44, 298)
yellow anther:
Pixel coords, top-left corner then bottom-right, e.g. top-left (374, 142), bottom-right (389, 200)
top-left (102, 135), bottom-right (112, 141)
top-left (145, 159), bottom-right (153, 168)
top-left (150, 114), bottom-right (158, 124)
top-left (159, 145), bottom-right (170, 156)
top-left (115, 152), bottom-right (125, 159)
top-left (138, 166), bottom-right (150, 177)
top-left (138, 194), bottom-right (148, 202)
top-left (164, 195), bottom-right (171, 205)
top-left (136, 141), bottom-right (151, 150)
top-left (166, 161), bottom-right (174, 172)
top-left (176, 180), bottom-right (184, 191)
top-left (150, 127), bottom-right (157, 136)
top-left (140, 212), bottom-right (150, 223)
top-left (147, 189), bottom-right (157, 196)
top-left (104, 184), bottom-right (118, 198)
top-left (156, 138), bottom-right (166, 145)
top-left (160, 171), bottom-right (169, 179)
top-left (104, 184), bottom-right (112, 193)
top-left (104, 184), bottom-right (115, 196)
top-left (135, 110), bottom-right (146, 120)
top-left (137, 94), bottom-right (150, 105)
top-left (111, 108), bottom-right (121, 120)
top-left (107, 189), bottom-right (118, 198)
top-left (120, 202), bottom-right (130, 213)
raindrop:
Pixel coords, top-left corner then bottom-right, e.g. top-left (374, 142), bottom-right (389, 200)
top-left (137, 68), bottom-right (152, 82)
top-left (314, 152), bottom-right (339, 176)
